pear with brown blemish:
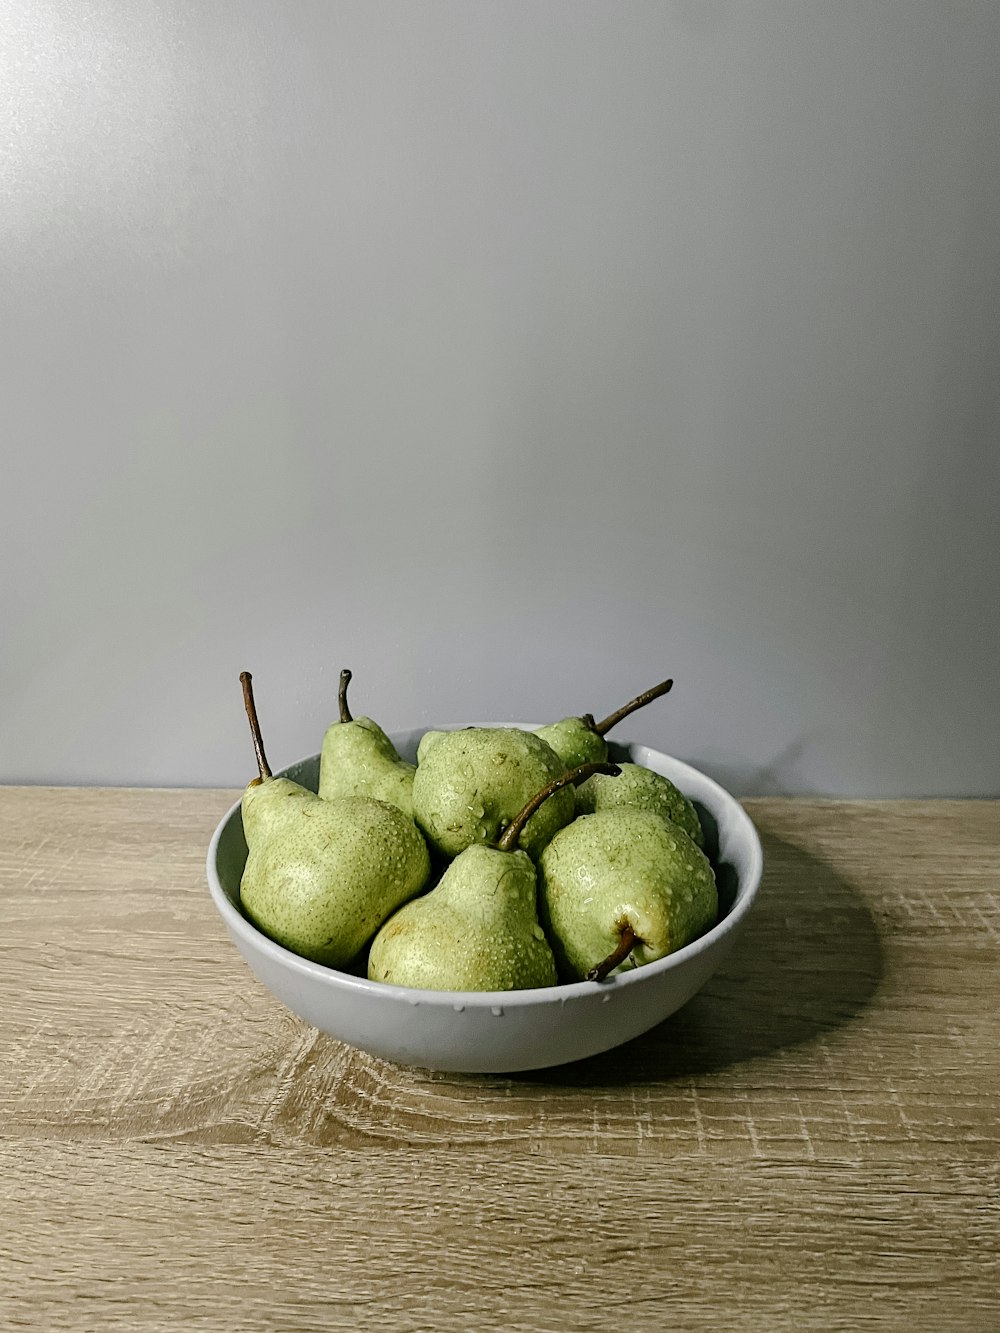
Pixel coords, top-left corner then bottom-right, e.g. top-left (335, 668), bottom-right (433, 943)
top-left (238, 672), bottom-right (430, 969)
top-left (369, 762), bottom-right (621, 992)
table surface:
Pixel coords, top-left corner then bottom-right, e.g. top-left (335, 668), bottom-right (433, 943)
top-left (1, 787), bottom-right (996, 1331)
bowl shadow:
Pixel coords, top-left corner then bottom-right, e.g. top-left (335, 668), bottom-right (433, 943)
top-left (510, 828), bottom-right (885, 1087)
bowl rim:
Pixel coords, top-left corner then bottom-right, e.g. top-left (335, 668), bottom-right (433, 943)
top-left (206, 732), bottom-right (764, 1008)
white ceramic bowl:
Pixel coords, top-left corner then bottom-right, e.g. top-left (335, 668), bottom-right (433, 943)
top-left (206, 728), bottom-right (763, 1073)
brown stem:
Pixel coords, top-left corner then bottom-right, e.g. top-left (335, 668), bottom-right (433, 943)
top-left (338, 668), bottom-right (353, 723)
top-left (240, 671), bottom-right (272, 782)
top-left (593, 677), bottom-right (673, 737)
top-left (497, 761), bottom-right (621, 853)
top-left (586, 922), bottom-right (638, 981)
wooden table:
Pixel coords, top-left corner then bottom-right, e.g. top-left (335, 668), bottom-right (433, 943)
top-left (1, 789), bottom-right (996, 1331)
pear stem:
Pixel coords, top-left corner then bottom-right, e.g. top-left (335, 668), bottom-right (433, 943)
top-left (338, 668), bottom-right (353, 723)
top-left (593, 677), bottom-right (674, 738)
top-left (240, 671), bottom-right (272, 781)
top-left (497, 761), bottom-right (621, 853)
top-left (586, 922), bottom-right (638, 982)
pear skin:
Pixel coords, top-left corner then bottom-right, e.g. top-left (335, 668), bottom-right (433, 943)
top-left (412, 727), bottom-right (574, 862)
top-left (416, 729), bottom-right (448, 765)
top-left (538, 808), bottom-right (717, 981)
top-left (240, 783), bottom-right (430, 968)
top-left (318, 669), bottom-right (416, 817)
top-left (240, 776), bottom-right (313, 845)
top-left (368, 844), bottom-right (557, 991)
top-left (534, 718), bottom-right (609, 771)
top-left (575, 764), bottom-right (704, 847)
top-left (536, 677), bottom-right (674, 770)
top-left (319, 715), bottom-right (416, 818)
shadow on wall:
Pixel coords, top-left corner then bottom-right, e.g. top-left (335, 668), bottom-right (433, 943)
top-left (684, 735), bottom-right (820, 799)
top-left (514, 826), bottom-right (884, 1088)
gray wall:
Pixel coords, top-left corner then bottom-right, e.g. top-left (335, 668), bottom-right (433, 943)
top-left (2, 1), bottom-right (998, 796)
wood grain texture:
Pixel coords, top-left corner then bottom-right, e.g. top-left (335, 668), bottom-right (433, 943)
top-left (0, 787), bottom-right (997, 1330)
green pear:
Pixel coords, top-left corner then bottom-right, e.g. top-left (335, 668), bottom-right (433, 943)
top-left (412, 726), bottom-right (575, 862)
top-left (369, 762), bottom-right (619, 990)
top-left (367, 843), bottom-right (554, 991)
top-left (538, 808), bottom-right (717, 982)
top-left (535, 676), bottom-right (674, 770)
top-left (237, 672), bottom-right (430, 969)
top-left (532, 716), bottom-right (609, 770)
top-left (416, 728), bottom-right (449, 765)
top-left (574, 763), bottom-right (704, 848)
top-left (318, 669), bottom-right (416, 818)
